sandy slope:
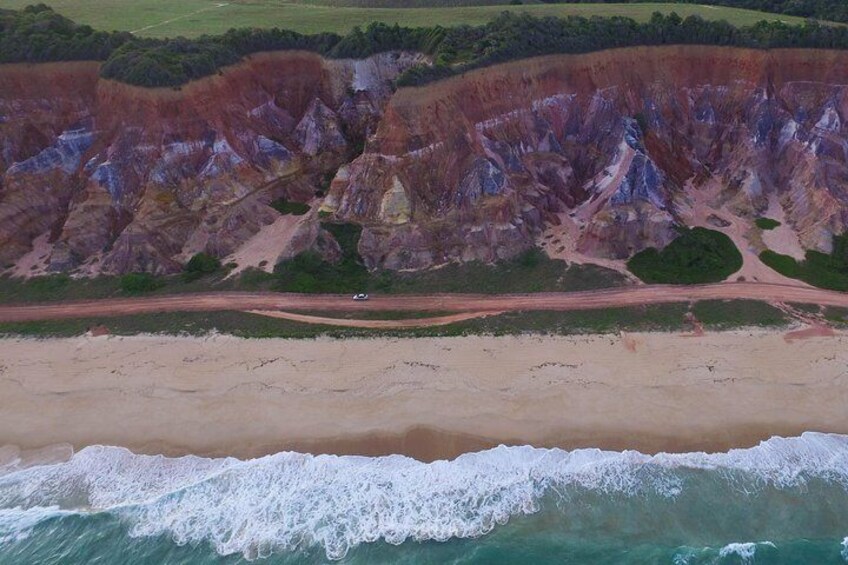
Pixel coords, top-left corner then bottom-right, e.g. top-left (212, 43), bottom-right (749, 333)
top-left (0, 330), bottom-right (846, 461)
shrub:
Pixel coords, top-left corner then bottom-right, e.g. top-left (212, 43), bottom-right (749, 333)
top-left (184, 252), bottom-right (221, 281)
top-left (627, 227), bottom-right (743, 284)
top-left (760, 233), bottom-right (848, 290)
top-left (11, 7), bottom-right (848, 89)
top-left (273, 222), bottom-right (370, 293)
top-left (270, 198), bottom-right (311, 215)
top-left (186, 252), bottom-right (221, 273)
top-left (120, 273), bottom-right (161, 294)
top-left (755, 217), bottom-right (781, 230)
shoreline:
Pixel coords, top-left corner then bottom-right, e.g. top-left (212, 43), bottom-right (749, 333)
top-left (1, 329), bottom-right (847, 462)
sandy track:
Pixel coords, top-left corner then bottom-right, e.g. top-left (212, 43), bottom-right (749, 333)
top-left (0, 282), bottom-right (846, 324)
top-left (246, 310), bottom-right (504, 329)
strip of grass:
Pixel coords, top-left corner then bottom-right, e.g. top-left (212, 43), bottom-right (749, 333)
top-left (691, 299), bottom-right (788, 329)
top-left (823, 306), bottom-right (848, 326)
top-left (627, 227), bottom-right (743, 284)
top-left (755, 217), bottom-right (781, 230)
top-left (0, 299), bottom-right (796, 338)
top-left (759, 233), bottom-right (848, 291)
top-left (0, 1), bottom-right (813, 38)
top-left (0, 271), bottom-right (239, 304)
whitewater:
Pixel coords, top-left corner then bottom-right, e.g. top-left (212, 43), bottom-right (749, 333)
top-left (1, 432), bottom-right (848, 563)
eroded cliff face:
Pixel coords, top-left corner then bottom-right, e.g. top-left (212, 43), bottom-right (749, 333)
top-left (0, 51), bottom-right (423, 275)
top-left (3, 47), bottom-right (848, 276)
top-left (324, 47), bottom-right (848, 271)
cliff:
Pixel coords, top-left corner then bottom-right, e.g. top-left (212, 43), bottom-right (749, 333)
top-left (2, 46), bottom-right (848, 276)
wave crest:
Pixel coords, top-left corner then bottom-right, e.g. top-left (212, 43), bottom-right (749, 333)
top-left (0, 432), bottom-right (847, 560)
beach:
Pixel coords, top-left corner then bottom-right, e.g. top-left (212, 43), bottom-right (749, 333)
top-left (0, 329), bottom-right (847, 461)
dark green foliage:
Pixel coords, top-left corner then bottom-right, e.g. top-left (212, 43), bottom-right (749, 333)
top-left (273, 227), bottom-right (628, 294)
top-left (755, 217), bottom-right (781, 230)
top-left (759, 233), bottom-right (848, 291)
top-left (100, 37), bottom-right (240, 87)
top-left (270, 198), bottom-right (311, 215)
top-left (8, 6), bottom-right (848, 88)
top-left (405, 11), bottom-right (848, 86)
top-left (691, 299), bottom-right (788, 328)
top-left (627, 227), bottom-right (743, 284)
top-left (273, 223), bottom-right (370, 293)
top-left (327, 23), bottom-right (446, 58)
top-left (545, 0), bottom-right (848, 24)
top-left (273, 250), bottom-right (370, 293)
top-left (396, 63), bottom-right (457, 87)
top-left (120, 273), bottom-right (162, 294)
top-left (24, 273), bottom-right (70, 294)
top-left (0, 4), bottom-right (131, 63)
top-left (183, 252), bottom-right (222, 282)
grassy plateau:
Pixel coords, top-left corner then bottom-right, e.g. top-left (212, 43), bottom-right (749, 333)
top-left (0, 0), bottom-right (813, 37)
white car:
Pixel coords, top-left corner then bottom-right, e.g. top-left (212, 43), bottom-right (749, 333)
top-left (352, 293), bottom-right (369, 301)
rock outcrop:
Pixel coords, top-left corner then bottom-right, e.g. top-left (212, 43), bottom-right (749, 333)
top-left (0, 51), bottom-right (423, 274)
top-left (3, 46), bottom-right (848, 275)
top-left (324, 47), bottom-right (848, 269)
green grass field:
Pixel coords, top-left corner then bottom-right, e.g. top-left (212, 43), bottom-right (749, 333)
top-left (0, 0), bottom-right (812, 37)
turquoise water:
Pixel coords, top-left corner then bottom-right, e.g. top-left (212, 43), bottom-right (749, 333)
top-left (1, 433), bottom-right (847, 564)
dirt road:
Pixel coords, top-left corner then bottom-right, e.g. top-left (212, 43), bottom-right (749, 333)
top-left (0, 282), bottom-right (846, 324)
top-left (246, 310), bottom-right (505, 329)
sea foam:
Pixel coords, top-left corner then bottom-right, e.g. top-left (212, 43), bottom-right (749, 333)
top-left (718, 541), bottom-right (776, 563)
top-left (0, 432), bottom-right (846, 560)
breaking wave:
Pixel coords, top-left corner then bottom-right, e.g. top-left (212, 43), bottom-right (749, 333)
top-left (1, 432), bottom-right (847, 560)
top-left (717, 541), bottom-right (776, 563)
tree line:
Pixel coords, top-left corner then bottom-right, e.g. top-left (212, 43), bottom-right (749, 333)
top-left (398, 11), bottom-right (848, 86)
top-left (1, 5), bottom-right (445, 86)
top-left (5, 5), bottom-right (848, 89)
top-left (539, 0), bottom-right (848, 24)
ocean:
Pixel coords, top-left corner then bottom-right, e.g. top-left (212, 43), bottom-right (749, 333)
top-left (1, 432), bottom-right (847, 564)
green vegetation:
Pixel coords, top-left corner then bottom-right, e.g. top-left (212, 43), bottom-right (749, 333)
top-left (755, 217), bottom-right (781, 230)
top-left (183, 252), bottom-right (222, 282)
top-left (120, 272), bottom-right (162, 294)
top-left (0, 1), bottom-right (816, 40)
top-left (3, 5), bottom-right (845, 87)
top-left (272, 223), bottom-right (629, 293)
top-left (273, 223), bottom-right (369, 292)
top-left (0, 4), bottom-right (130, 62)
top-left (691, 299), bottom-right (788, 328)
top-left (627, 227), bottom-right (743, 284)
top-left (824, 306), bottom-right (848, 326)
top-left (270, 198), bottom-right (311, 215)
top-left (0, 239), bottom-right (628, 307)
top-left (759, 232), bottom-right (848, 291)
top-left (787, 301), bottom-right (821, 314)
top-left (0, 300), bottom-right (791, 339)
top-left (296, 0), bottom-right (848, 25)
top-left (376, 250), bottom-right (628, 293)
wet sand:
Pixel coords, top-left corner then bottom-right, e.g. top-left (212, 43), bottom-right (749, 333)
top-left (0, 330), bottom-right (846, 461)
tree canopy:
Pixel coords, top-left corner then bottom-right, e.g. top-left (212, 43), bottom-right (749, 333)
top-left (5, 5), bottom-right (848, 88)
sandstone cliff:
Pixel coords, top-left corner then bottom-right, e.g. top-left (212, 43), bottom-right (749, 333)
top-left (2, 47), bottom-right (848, 276)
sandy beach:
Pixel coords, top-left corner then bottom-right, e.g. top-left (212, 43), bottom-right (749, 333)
top-left (1, 329), bottom-right (846, 461)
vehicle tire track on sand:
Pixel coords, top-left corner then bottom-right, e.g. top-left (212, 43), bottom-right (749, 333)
top-left (245, 310), bottom-right (504, 329)
top-left (0, 282), bottom-right (846, 325)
